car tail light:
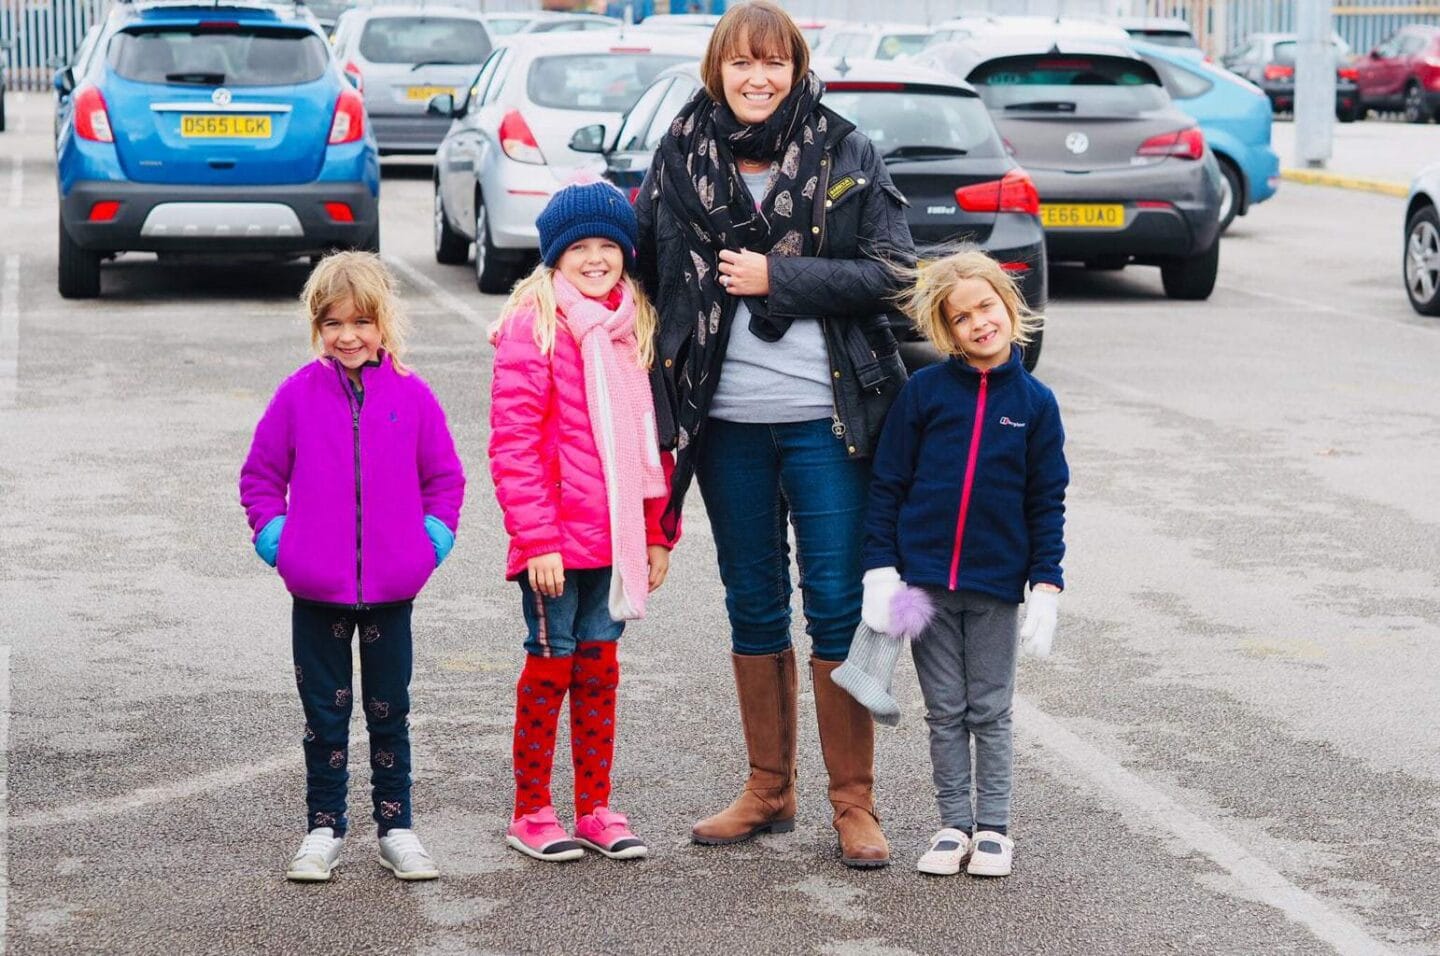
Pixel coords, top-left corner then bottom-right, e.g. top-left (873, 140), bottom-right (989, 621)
top-left (88, 200), bottom-right (121, 222)
top-left (825, 81), bottom-right (905, 91)
top-left (954, 169), bottom-right (1040, 216)
top-left (1263, 64), bottom-right (1294, 81)
top-left (324, 202), bottom-right (355, 222)
top-left (1136, 127), bottom-right (1204, 160)
top-left (328, 87), bottom-right (365, 145)
top-left (1136, 200), bottom-right (1174, 209)
top-left (1337, 66), bottom-right (1359, 80)
top-left (73, 86), bottom-right (114, 143)
top-left (1000, 261), bottom-right (1030, 272)
top-left (499, 109), bottom-right (545, 165)
top-left (343, 60), bottom-right (364, 92)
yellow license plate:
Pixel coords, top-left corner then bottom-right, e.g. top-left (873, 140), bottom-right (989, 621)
top-left (1040, 203), bottom-right (1125, 229)
top-left (407, 85), bottom-right (455, 101)
top-left (180, 115), bottom-right (271, 138)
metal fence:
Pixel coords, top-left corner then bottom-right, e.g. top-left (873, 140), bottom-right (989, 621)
top-left (1141, 0), bottom-right (1440, 56)
top-left (0, 0), bottom-right (542, 92)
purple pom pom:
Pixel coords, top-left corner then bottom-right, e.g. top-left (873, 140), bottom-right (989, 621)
top-left (887, 586), bottom-right (935, 641)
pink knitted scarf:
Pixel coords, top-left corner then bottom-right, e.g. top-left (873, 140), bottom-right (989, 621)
top-left (552, 272), bottom-right (666, 620)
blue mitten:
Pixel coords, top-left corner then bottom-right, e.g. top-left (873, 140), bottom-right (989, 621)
top-left (255, 515), bottom-right (285, 568)
top-left (425, 515), bottom-right (455, 568)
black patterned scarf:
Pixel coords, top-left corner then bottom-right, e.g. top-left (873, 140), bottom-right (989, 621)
top-left (654, 71), bottom-right (829, 536)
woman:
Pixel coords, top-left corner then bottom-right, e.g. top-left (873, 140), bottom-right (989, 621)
top-left (634, 0), bottom-right (915, 867)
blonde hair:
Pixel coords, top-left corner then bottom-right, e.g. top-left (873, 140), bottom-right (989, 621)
top-left (898, 246), bottom-right (1042, 361)
top-left (491, 263), bottom-right (657, 370)
top-left (303, 251), bottom-right (411, 374)
top-left (701, 0), bottom-right (810, 104)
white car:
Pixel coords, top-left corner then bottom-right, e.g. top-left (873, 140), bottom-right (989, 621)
top-left (480, 11), bottom-right (621, 36)
top-left (931, 15), bottom-right (1130, 46)
top-left (817, 22), bottom-right (933, 62)
top-left (429, 30), bottom-right (704, 293)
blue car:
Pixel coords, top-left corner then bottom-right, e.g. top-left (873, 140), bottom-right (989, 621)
top-left (54, 0), bottom-right (380, 298)
top-left (1130, 39), bottom-right (1279, 233)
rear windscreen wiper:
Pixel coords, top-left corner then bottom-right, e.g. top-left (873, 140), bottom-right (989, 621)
top-left (1004, 100), bottom-right (1078, 112)
top-left (411, 60), bottom-right (464, 70)
top-left (881, 145), bottom-right (969, 163)
top-left (166, 72), bottom-right (226, 85)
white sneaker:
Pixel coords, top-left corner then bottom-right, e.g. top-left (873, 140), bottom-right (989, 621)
top-left (285, 827), bottom-right (344, 882)
top-left (916, 827), bottom-right (971, 876)
top-left (377, 828), bottom-right (440, 881)
top-left (966, 830), bottom-right (1014, 877)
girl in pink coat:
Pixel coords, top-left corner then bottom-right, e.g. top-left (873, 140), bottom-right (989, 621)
top-left (489, 179), bottom-right (675, 863)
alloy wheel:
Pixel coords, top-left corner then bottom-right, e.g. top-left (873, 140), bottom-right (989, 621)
top-left (1406, 218), bottom-right (1440, 304)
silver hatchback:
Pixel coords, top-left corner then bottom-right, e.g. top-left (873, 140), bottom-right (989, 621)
top-left (429, 30), bottom-right (704, 293)
top-left (331, 5), bottom-right (493, 155)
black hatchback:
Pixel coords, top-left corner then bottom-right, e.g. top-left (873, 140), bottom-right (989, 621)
top-left (572, 60), bottom-right (1050, 371)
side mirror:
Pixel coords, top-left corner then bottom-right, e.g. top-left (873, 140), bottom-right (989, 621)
top-left (426, 93), bottom-right (455, 118)
top-left (54, 68), bottom-right (75, 95)
top-left (569, 123), bottom-right (607, 154)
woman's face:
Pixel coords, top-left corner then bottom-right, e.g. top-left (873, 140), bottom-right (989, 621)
top-left (720, 41), bottom-right (793, 125)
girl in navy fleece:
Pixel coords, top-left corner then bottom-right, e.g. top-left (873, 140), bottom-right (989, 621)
top-left (856, 249), bottom-right (1067, 878)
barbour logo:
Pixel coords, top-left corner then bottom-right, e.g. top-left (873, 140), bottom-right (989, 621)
top-left (999, 416), bottom-right (1026, 428)
top-left (827, 175), bottom-right (858, 201)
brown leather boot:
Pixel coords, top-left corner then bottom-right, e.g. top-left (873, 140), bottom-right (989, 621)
top-left (812, 656), bottom-right (890, 868)
top-left (691, 649), bottom-right (798, 845)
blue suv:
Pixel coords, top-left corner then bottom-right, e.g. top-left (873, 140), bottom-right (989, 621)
top-left (54, 0), bottom-right (380, 298)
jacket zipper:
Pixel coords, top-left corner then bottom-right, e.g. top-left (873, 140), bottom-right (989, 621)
top-left (813, 155), bottom-right (850, 449)
top-left (347, 376), bottom-right (364, 607)
top-left (948, 369), bottom-right (989, 590)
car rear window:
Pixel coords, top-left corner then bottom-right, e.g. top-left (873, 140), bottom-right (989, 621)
top-left (876, 33), bottom-right (932, 60)
top-left (824, 88), bottom-right (1004, 157)
top-left (108, 26), bottom-right (329, 86)
top-left (1271, 40), bottom-right (1345, 66)
top-left (527, 53), bottom-right (694, 111)
top-left (968, 54), bottom-right (1169, 113)
top-left (358, 17), bottom-right (490, 65)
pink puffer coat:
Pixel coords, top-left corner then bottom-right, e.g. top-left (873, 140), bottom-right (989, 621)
top-left (489, 303), bottom-right (673, 580)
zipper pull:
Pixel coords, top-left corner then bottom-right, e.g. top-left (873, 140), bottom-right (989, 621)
top-left (831, 415), bottom-right (846, 438)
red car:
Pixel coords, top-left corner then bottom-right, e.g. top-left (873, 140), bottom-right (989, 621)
top-left (1355, 25), bottom-right (1440, 123)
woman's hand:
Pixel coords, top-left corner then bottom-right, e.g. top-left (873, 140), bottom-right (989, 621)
top-left (718, 249), bottom-right (770, 296)
top-left (647, 545), bottom-right (671, 592)
top-left (528, 552), bottom-right (565, 598)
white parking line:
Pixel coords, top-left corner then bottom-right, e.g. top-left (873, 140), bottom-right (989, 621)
top-left (9, 752), bottom-right (301, 831)
top-left (0, 256), bottom-right (19, 409)
top-left (1015, 695), bottom-right (1394, 956)
top-left (385, 255), bottom-right (488, 329)
top-left (6, 157), bottom-right (19, 209)
top-left (2, 646), bottom-right (10, 956)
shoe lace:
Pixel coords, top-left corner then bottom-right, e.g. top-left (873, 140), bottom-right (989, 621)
top-left (384, 830), bottom-right (430, 862)
top-left (297, 831), bottom-right (335, 858)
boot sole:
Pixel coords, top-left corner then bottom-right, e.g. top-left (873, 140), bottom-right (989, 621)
top-left (691, 817), bottom-right (796, 845)
top-left (842, 855), bottom-right (891, 869)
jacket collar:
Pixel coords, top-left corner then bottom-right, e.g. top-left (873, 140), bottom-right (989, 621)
top-left (817, 105), bottom-right (857, 150)
top-left (943, 345), bottom-right (1023, 387)
top-left (322, 351), bottom-right (389, 389)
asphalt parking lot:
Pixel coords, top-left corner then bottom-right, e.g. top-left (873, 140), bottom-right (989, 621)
top-left (3, 90), bottom-right (1440, 955)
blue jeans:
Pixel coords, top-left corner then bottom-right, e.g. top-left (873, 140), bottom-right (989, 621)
top-left (519, 566), bottom-right (624, 658)
top-left (292, 600), bottom-right (413, 837)
top-left (695, 417), bottom-right (871, 661)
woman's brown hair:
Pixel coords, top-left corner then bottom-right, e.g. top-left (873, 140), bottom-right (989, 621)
top-left (700, 0), bottom-right (810, 104)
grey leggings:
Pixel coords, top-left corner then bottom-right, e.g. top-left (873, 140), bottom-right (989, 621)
top-left (910, 588), bottom-right (1020, 831)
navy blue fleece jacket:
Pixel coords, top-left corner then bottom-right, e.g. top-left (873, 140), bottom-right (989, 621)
top-left (862, 349), bottom-right (1067, 603)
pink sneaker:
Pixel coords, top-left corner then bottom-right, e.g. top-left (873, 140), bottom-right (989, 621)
top-left (574, 807), bottom-right (648, 860)
top-left (506, 807), bottom-right (584, 862)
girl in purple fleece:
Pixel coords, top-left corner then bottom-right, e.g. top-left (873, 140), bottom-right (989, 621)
top-left (239, 252), bottom-right (465, 883)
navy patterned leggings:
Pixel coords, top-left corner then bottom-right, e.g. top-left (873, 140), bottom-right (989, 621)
top-left (292, 599), bottom-right (413, 837)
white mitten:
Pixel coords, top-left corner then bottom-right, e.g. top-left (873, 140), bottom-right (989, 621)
top-left (1020, 588), bottom-right (1060, 659)
top-left (861, 567), bottom-right (904, 634)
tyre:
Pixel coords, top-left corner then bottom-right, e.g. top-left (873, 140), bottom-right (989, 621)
top-left (1160, 240), bottom-right (1219, 301)
top-left (57, 217), bottom-right (101, 299)
top-left (0, 91), bottom-right (7, 133)
top-left (1337, 102), bottom-right (1358, 123)
top-left (473, 191), bottom-right (513, 295)
top-left (1216, 157), bottom-right (1242, 234)
top-left (1022, 324), bottom-right (1043, 372)
top-left (1404, 83), bottom-right (1429, 124)
top-left (433, 182), bottom-right (468, 265)
top-left (1404, 204), bottom-right (1440, 316)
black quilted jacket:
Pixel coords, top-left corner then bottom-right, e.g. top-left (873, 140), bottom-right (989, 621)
top-left (634, 106), bottom-right (918, 460)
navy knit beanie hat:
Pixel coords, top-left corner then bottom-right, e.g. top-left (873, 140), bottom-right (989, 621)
top-left (536, 178), bottom-right (638, 272)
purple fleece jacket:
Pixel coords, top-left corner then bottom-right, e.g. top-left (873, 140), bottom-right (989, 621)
top-left (239, 354), bottom-right (465, 606)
